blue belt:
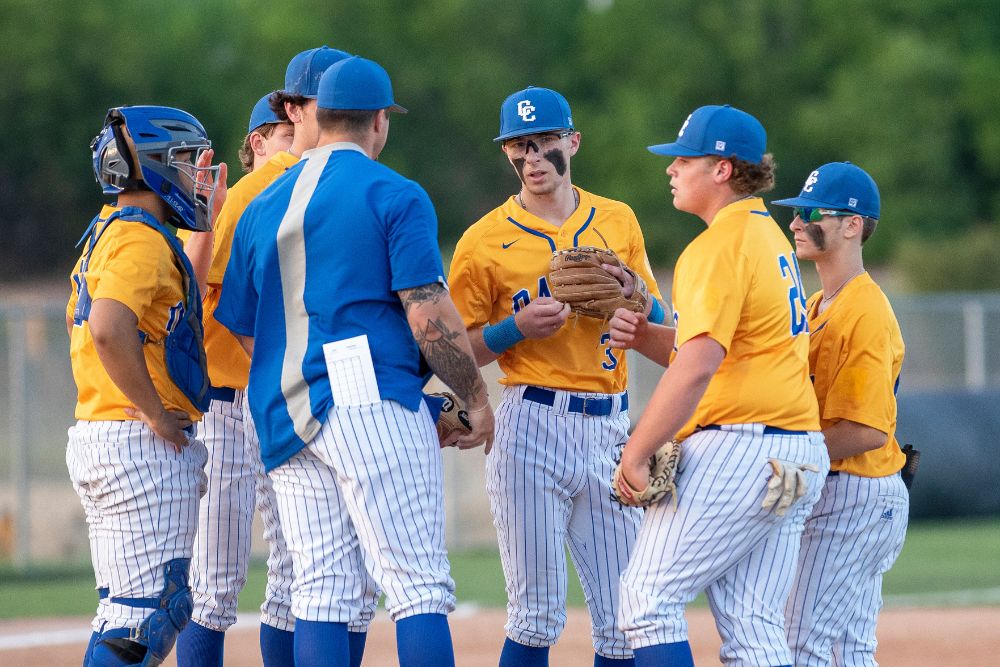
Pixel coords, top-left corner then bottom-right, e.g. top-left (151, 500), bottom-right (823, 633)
top-left (828, 470), bottom-right (840, 477)
top-left (207, 386), bottom-right (236, 403)
top-left (700, 424), bottom-right (809, 436)
top-left (522, 386), bottom-right (628, 416)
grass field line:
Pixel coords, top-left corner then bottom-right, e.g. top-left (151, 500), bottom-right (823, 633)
top-left (0, 603), bottom-right (483, 650)
top-left (884, 586), bottom-right (1000, 607)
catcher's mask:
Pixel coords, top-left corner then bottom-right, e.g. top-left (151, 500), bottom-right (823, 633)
top-left (91, 106), bottom-right (220, 232)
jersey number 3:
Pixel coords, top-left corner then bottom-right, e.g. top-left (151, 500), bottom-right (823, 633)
top-left (778, 253), bottom-right (808, 336)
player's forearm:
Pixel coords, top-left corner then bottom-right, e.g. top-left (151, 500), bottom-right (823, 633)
top-left (626, 336), bottom-right (724, 459)
top-left (822, 419), bottom-right (888, 460)
top-left (183, 231), bottom-right (215, 298)
top-left (468, 327), bottom-right (501, 366)
top-left (399, 284), bottom-right (489, 408)
top-left (88, 298), bottom-right (168, 419)
top-left (632, 323), bottom-right (676, 367)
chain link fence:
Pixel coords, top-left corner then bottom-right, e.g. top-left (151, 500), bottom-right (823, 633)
top-left (2, 293), bottom-right (999, 567)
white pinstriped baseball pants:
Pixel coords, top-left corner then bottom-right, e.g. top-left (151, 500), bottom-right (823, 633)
top-left (67, 420), bottom-right (208, 632)
top-left (487, 385), bottom-right (640, 658)
top-left (620, 424), bottom-right (830, 666)
top-left (269, 400), bottom-right (455, 624)
top-left (786, 471), bottom-right (909, 667)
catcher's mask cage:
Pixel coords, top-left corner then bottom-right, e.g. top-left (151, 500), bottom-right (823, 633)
top-left (91, 106), bottom-right (220, 232)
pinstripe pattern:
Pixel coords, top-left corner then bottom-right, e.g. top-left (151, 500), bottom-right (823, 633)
top-left (242, 391), bottom-right (378, 633)
top-left (189, 391), bottom-right (257, 631)
top-left (620, 425), bottom-right (829, 665)
top-left (487, 385), bottom-right (638, 658)
top-left (786, 472), bottom-right (909, 666)
top-left (66, 420), bottom-right (208, 632)
top-left (269, 399), bottom-right (453, 624)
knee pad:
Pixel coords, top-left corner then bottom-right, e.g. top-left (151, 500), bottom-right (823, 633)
top-left (92, 558), bottom-right (193, 666)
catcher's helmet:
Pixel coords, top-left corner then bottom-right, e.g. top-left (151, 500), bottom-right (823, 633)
top-left (91, 106), bottom-right (219, 232)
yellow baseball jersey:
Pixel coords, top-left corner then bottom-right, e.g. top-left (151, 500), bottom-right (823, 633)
top-left (807, 273), bottom-right (906, 477)
top-left (672, 197), bottom-right (820, 440)
top-left (449, 187), bottom-right (661, 394)
top-left (67, 204), bottom-right (199, 420)
top-left (201, 150), bottom-right (298, 389)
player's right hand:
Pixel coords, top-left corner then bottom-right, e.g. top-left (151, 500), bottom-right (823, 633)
top-left (514, 296), bottom-right (571, 339)
top-left (608, 308), bottom-right (649, 349)
top-left (455, 402), bottom-right (496, 455)
top-left (124, 406), bottom-right (193, 453)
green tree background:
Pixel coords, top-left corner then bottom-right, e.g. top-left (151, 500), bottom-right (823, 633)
top-left (2, 0), bottom-right (998, 287)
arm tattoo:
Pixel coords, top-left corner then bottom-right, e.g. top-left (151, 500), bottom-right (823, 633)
top-left (398, 282), bottom-right (447, 313)
top-left (413, 316), bottom-right (484, 402)
top-left (400, 283), bottom-right (484, 402)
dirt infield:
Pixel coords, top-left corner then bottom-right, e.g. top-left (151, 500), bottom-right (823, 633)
top-left (2, 606), bottom-right (997, 665)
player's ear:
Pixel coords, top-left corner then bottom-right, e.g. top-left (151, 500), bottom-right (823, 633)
top-left (249, 131), bottom-right (267, 157)
top-left (843, 214), bottom-right (864, 240)
top-left (284, 101), bottom-right (304, 124)
top-left (713, 158), bottom-right (734, 184)
top-left (567, 131), bottom-right (581, 157)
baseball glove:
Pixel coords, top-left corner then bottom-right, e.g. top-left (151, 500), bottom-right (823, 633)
top-left (548, 246), bottom-right (648, 319)
top-left (430, 391), bottom-right (472, 443)
top-left (612, 440), bottom-right (681, 509)
top-left (761, 459), bottom-right (820, 517)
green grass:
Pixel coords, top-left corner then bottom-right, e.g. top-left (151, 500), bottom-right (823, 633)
top-left (2, 518), bottom-right (998, 619)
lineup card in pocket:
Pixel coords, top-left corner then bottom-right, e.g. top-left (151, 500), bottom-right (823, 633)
top-left (322, 334), bottom-right (381, 407)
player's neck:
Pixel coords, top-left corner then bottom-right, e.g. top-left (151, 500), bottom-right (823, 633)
top-left (517, 183), bottom-right (578, 227)
top-left (815, 254), bottom-right (865, 308)
top-left (116, 191), bottom-right (168, 222)
top-left (700, 190), bottom-right (752, 226)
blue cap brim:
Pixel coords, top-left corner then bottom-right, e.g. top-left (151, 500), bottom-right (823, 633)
top-left (647, 142), bottom-right (708, 157)
top-left (770, 195), bottom-right (835, 209)
top-left (494, 125), bottom-right (573, 143)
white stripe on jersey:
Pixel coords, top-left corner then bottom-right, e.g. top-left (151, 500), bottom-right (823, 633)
top-left (276, 152), bottom-right (329, 445)
top-left (786, 472), bottom-right (909, 667)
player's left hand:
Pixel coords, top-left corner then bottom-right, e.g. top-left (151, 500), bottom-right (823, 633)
top-left (124, 406), bottom-right (193, 453)
top-left (761, 458), bottom-right (820, 516)
top-left (601, 262), bottom-right (635, 297)
top-left (455, 401), bottom-right (495, 454)
top-left (608, 308), bottom-right (649, 349)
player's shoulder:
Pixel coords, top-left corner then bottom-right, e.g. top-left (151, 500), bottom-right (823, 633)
top-left (849, 275), bottom-right (899, 323)
top-left (579, 188), bottom-right (636, 217)
top-left (456, 199), bottom-right (517, 255)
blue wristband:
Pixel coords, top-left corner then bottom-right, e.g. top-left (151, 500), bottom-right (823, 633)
top-left (648, 298), bottom-right (666, 325)
top-left (483, 315), bottom-right (526, 354)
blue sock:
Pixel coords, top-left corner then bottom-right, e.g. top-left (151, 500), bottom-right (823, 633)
top-left (500, 638), bottom-right (549, 667)
top-left (396, 613), bottom-right (454, 667)
top-left (82, 630), bottom-right (100, 667)
top-left (634, 641), bottom-right (694, 667)
top-left (259, 623), bottom-right (294, 667)
top-left (595, 655), bottom-right (635, 666)
top-left (348, 631), bottom-right (368, 667)
top-left (294, 620), bottom-right (349, 667)
top-left (175, 621), bottom-right (225, 667)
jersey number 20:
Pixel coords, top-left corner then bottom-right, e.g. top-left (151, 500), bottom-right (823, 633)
top-left (778, 253), bottom-right (808, 336)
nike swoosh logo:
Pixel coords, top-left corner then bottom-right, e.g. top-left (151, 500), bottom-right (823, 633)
top-left (502, 240), bottom-right (519, 249)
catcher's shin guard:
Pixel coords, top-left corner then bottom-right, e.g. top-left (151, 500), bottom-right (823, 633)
top-left (91, 558), bottom-right (194, 666)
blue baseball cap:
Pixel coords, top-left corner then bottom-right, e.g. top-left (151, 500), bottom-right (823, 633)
top-left (247, 93), bottom-right (283, 134)
top-left (317, 56), bottom-right (407, 113)
top-left (648, 104), bottom-right (766, 164)
top-left (495, 87), bottom-right (574, 143)
top-left (772, 162), bottom-right (880, 219)
top-left (284, 46), bottom-right (352, 98)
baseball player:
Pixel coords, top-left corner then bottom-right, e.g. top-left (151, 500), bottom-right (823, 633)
top-left (448, 86), bottom-right (667, 666)
top-left (214, 56), bottom-right (494, 667)
top-left (772, 162), bottom-right (909, 666)
top-left (175, 47), bottom-right (381, 667)
top-left (613, 105), bottom-right (829, 667)
top-left (67, 105), bottom-right (224, 666)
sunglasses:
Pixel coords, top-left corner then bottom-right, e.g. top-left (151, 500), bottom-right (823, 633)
top-left (794, 207), bottom-right (857, 223)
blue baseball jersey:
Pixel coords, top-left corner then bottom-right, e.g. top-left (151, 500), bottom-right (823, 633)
top-left (215, 142), bottom-right (446, 471)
